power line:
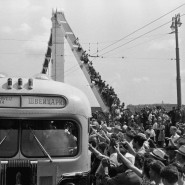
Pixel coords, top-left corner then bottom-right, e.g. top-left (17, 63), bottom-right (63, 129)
top-left (89, 33), bottom-right (168, 59)
top-left (98, 20), bottom-right (173, 57)
top-left (91, 3), bottom-right (185, 56)
top-left (100, 13), bottom-right (185, 57)
top-left (64, 29), bottom-right (176, 76)
top-left (0, 33), bottom-right (166, 45)
top-left (0, 32), bottom-right (168, 59)
top-left (0, 52), bottom-right (44, 55)
top-left (64, 65), bottom-right (79, 75)
top-left (63, 29), bottom-right (174, 76)
top-left (48, 17), bottom-right (183, 77)
top-left (0, 51), bottom-right (75, 57)
top-left (117, 33), bottom-right (168, 54)
top-left (81, 34), bottom-right (166, 45)
top-left (65, 66), bottom-right (80, 77)
top-left (64, 55), bottom-right (175, 78)
top-left (0, 38), bottom-right (48, 42)
top-left (95, 56), bottom-right (174, 60)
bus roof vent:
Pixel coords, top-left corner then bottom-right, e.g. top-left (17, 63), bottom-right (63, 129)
top-left (7, 78), bottom-right (12, 89)
top-left (18, 78), bottom-right (23, 89)
top-left (28, 78), bottom-right (33, 89)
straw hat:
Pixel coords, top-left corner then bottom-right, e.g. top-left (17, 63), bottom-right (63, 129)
top-left (137, 133), bottom-right (147, 141)
top-left (150, 148), bottom-right (166, 161)
top-left (175, 145), bottom-right (185, 156)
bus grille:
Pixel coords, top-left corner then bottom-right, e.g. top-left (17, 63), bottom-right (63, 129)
top-left (0, 160), bottom-right (37, 185)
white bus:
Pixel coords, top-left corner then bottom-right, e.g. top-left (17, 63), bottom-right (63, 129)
top-left (0, 75), bottom-right (91, 185)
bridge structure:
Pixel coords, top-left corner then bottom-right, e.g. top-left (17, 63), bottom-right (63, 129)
top-left (41, 10), bottom-right (111, 113)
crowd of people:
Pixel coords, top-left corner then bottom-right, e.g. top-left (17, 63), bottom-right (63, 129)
top-left (89, 106), bottom-right (185, 185)
top-left (73, 37), bottom-right (185, 185)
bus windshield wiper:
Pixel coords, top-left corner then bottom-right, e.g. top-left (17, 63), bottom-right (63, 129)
top-left (29, 127), bottom-right (53, 162)
top-left (0, 129), bottom-right (12, 146)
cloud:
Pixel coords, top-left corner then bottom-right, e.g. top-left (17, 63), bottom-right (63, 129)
top-left (9, 0), bottom-right (30, 10)
top-left (111, 73), bottom-right (122, 88)
top-left (0, 26), bottom-right (12, 34)
top-left (40, 17), bottom-right (51, 30)
top-left (148, 39), bottom-right (175, 51)
top-left (17, 23), bottom-right (32, 33)
top-left (3, 0), bottom-right (42, 13)
top-left (133, 77), bottom-right (150, 83)
top-left (0, 23), bottom-right (32, 35)
top-left (22, 33), bottom-right (49, 55)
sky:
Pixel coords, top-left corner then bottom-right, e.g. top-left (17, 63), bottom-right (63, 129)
top-left (0, 0), bottom-right (185, 107)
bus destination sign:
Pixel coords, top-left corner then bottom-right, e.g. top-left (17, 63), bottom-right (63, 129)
top-left (0, 96), bottom-right (66, 108)
top-left (22, 96), bottom-right (66, 108)
top-left (0, 96), bottom-right (20, 107)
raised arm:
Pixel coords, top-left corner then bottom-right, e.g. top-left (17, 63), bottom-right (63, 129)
top-left (89, 143), bottom-right (108, 160)
top-left (114, 145), bottom-right (142, 178)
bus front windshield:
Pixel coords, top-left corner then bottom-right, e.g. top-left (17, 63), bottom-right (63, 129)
top-left (21, 120), bottom-right (78, 157)
top-left (0, 119), bottom-right (78, 158)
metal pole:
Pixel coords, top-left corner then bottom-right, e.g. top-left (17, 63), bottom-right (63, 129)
top-left (175, 17), bottom-right (181, 109)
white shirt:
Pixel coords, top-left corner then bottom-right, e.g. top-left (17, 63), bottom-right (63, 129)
top-left (169, 133), bottom-right (180, 146)
top-left (125, 152), bottom-right (135, 165)
top-left (146, 129), bottom-right (155, 138)
top-left (153, 122), bottom-right (158, 130)
top-left (109, 152), bottom-right (120, 166)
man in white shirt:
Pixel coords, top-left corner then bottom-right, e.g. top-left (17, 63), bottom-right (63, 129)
top-left (166, 126), bottom-right (180, 147)
top-left (146, 124), bottom-right (156, 141)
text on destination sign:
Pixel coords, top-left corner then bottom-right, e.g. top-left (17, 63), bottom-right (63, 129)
top-left (0, 95), bottom-right (66, 108)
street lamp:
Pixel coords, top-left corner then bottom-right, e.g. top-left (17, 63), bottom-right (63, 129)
top-left (170, 13), bottom-right (182, 109)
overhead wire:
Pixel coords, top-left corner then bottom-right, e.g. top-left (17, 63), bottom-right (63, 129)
top-left (0, 52), bottom-right (44, 55)
top-left (96, 56), bottom-right (174, 61)
top-left (64, 14), bottom-right (183, 76)
top-left (117, 33), bottom-right (168, 54)
top-left (89, 32), bottom-right (168, 59)
top-left (64, 28), bottom-right (169, 75)
top-left (97, 17), bottom-right (181, 57)
top-left (53, 11), bottom-right (185, 77)
top-left (64, 65), bottom-right (79, 75)
top-left (91, 3), bottom-right (185, 56)
top-left (82, 33), bottom-right (171, 55)
top-left (0, 38), bottom-right (48, 42)
top-left (2, 6), bottom-right (182, 77)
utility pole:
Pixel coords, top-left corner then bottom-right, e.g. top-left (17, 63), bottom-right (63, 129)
top-left (170, 14), bottom-right (182, 109)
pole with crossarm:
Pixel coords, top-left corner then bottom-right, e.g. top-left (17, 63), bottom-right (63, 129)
top-left (170, 14), bottom-right (182, 109)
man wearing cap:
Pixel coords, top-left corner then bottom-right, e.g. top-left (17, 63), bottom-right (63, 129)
top-left (150, 148), bottom-right (168, 163)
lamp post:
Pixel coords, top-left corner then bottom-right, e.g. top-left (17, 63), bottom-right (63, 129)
top-left (170, 14), bottom-right (182, 109)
